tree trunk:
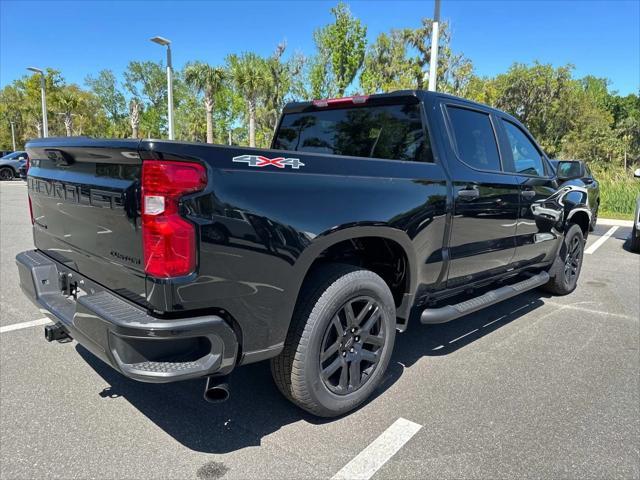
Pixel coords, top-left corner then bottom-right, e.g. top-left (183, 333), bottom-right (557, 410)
top-left (205, 95), bottom-right (214, 144)
top-left (36, 121), bottom-right (42, 138)
top-left (248, 99), bottom-right (256, 148)
top-left (130, 101), bottom-right (140, 139)
top-left (64, 114), bottom-right (73, 137)
top-left (624, 145), bottom-right (627, 170)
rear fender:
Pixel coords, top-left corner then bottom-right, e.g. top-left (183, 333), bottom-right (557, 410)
top-left (291, 226), bottom-right (418, 319)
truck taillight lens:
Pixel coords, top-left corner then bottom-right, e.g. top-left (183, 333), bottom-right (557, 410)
top-left (141, 160), bottom-right (207, 278)
top-left (28, 196), bottom-right (34, 225)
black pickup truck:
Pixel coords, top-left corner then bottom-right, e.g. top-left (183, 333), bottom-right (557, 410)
top-left (17, 91), bottom-right (591, 417)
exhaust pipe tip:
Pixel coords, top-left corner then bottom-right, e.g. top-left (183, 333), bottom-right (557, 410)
top-left (203, 376), bottom-right (230, 404)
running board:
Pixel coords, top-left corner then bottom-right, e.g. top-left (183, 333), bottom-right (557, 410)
top-left (420, 272), bottom-right (549, 324)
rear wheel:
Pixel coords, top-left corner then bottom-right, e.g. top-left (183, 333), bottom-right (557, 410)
top-left (542, 223), bottom-right (584, 295)
top-left (0, 167), bottom-right (14, 181)
top-left (630, 223), bottom-right (640, 252)
top-left (589, 202), bottom-right (599, 231)
top-left (271, 264), bottom-right (396, 417)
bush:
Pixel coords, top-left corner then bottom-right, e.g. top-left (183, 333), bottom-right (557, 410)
top-left (590, 165), bottom-right (640, 218)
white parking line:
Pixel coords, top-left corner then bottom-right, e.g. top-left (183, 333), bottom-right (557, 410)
top-left (597, 218), bottom-right (633, 227)
top-left (0, 318), bottom-right (51, 334)
top-left (331, 418), bottom-right (422, 480)
top-left (585, 226), bottom-right (619, 254)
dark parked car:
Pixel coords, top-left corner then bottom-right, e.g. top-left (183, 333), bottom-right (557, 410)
top-left (551, 159), bottom-right (600, 230)
top-left (0, 150), bottom-right (28, 180)
top-left (17, 91), bottom-right (593, 417)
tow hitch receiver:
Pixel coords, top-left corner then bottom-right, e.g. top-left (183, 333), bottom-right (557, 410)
top-left (44, 323), bottom-right (71, 342)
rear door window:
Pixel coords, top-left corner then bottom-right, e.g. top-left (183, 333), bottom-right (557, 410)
top-left (446, 106), bottom-right (502, 171)
top-left (502, 120), bottom-right (546, 177)
top-left (273, 103), bottom-right (431, 162)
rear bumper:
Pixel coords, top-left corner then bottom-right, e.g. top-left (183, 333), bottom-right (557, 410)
top-left (16, 250), bottom-right (238, 383)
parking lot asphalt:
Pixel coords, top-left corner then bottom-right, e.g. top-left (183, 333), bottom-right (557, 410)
top-left (1, 179), bottom-right (639, 480)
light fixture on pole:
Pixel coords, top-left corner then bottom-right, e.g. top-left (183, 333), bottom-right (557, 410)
top-left (427, 0), bottom-right (441, 92)
top-left (27, 67), bottom-right (48, 137)
top-left (150, 36), bottom-right (175, 140)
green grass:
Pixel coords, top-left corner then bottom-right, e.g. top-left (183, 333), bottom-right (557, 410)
top-left (590, 165), bottom-right (640, 217)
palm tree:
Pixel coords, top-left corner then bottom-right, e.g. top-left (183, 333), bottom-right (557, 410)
top-left (229, 53), bottom-right (270, 147)
top-left (57, 89), bottom-right (81, 136)
top-left (184, 62), bottom-right (225, 144)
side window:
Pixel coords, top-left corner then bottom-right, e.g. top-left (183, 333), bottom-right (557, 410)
top-left (502, 121), bottom-right (546, 177)
top-left (447, 106), bottom-right (501, 171)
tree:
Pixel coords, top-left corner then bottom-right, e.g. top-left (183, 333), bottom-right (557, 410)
top-left (360, 30), bottom-right (413, 93)
top-left (228, 53), bottom-right (270, 147)
top-left (129, 98), bottom-right (142, 139)
top-left (263, 42), bottom-right (304, 137)
top-left (56, 87), bottom-right (83, 136)
top-left (124, 61), bottom-right (169, 137)
top-left (184, 62), bottom-right (226, 143)
top-left (359, 19), bottom-right (474, 96)
top-left (85, 70), bottom-right (127, 136)
top-left (312, 2), bottom-right (366, 96)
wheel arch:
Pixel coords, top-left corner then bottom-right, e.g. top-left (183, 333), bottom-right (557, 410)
top-left (566, 208), bottom-right (591, 237)
top-left (292, 226), bottom-right (418, 323)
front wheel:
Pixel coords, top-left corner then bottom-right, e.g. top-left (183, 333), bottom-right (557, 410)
top-left (0, 167), bottom-right (14, 181)
top-left (271, 264), bottom-right (396, 417)
top-left (630, 223), bottom-right (640, 252)
top-left (542, 223), bottom-right (584, 295)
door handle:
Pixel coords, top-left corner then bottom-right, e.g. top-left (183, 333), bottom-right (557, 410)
top-left (521, 190), bottom-right (537, 199)
top-left (458, 188), bottom-right (480, 201)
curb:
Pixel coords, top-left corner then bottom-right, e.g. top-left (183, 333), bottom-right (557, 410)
top-left (597, 218), bottom-right (634, 227)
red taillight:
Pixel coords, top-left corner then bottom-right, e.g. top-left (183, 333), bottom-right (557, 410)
top-left (28, 196), bottom-right (34, 225)
top-left (141, 160), bottom-right (207, 278)
top-left (312, 95), bottom-right (369, 108)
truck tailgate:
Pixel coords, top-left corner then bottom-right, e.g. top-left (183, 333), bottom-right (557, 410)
top-left (26, 139), bottom-right (146, 305)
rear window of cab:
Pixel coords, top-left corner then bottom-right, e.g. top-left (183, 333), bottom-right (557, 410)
top-left (273, 104), bottom-right (432, 162)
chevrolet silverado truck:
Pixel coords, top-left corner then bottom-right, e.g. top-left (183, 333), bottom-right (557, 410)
top-left (17, 91), bottom-right (591, 417)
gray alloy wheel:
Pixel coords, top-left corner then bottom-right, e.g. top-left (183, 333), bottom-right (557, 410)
top-left (542, 223), bottom-right (584, 295)
top-left (271, 263), bottom-right (396, 417)
top-left (319, 295), bottom-right (387, 395)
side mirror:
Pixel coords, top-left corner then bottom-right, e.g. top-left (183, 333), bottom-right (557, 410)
top-left (556, 160), bottom-right (583, 181)
top-left (634, 168), bottom-right (640, 178)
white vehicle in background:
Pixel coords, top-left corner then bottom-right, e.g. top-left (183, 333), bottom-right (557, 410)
top-left (631, 168), bottom-right (640, 252)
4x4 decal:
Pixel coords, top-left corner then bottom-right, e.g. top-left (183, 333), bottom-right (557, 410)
top-left (232, 155), bottom-right (305, 169)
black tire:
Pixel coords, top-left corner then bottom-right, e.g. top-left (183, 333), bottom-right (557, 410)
top-left (542, 223), bottom-right (585, 295)
top-left (271, 263), bottom-right (396, 417)
top-left (589, 203), bottom-right (599, 232)
top-left (0, 167), bottom-right (14, 181)
top-left (630, 224), bottom-right (640, 253)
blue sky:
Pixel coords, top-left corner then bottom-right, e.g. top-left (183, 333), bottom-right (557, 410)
top-left (1, 0), bottom-right (638, 95)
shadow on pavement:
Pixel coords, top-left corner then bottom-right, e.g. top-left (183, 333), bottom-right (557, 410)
top-left (78, 289), bottom-right (550, 454)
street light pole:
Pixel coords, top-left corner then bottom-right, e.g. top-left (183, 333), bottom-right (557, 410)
top-left (10, 121), bottom-right (16, 151)
top-left (150, 36), bottom-right (175, 140)
top-left (428, 0), bottom-right (441, 92)
top-left (27, 67), bottom-right (48, 137)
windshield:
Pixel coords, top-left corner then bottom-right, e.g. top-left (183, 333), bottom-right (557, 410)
top-left (1, 151), bottom-right (26, 160)
top-left (273, 104), bottom-right (430, 162)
